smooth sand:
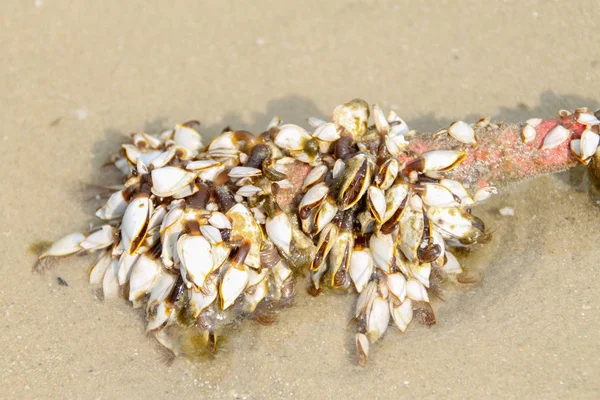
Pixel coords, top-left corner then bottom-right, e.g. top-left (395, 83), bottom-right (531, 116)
top-left (2, 1), bottom-right (599, 399)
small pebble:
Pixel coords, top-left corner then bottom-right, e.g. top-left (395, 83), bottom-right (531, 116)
top-left (499, 207), bottom-right (515, 216)
top-left (75, 108), bottom-right (88, 120)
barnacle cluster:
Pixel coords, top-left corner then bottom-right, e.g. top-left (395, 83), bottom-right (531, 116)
top-left (37, 99), bottom-right (510, 365)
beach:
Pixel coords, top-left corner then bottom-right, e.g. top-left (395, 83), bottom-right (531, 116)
top-left (2, 1), bottom-right (599, 398)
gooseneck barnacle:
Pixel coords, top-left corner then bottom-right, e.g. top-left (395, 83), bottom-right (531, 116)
top-left (35, 99), bottom-right (600, 365)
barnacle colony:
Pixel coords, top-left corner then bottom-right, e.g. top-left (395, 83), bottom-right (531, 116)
top-left (36, 99), bottom-right (599, 365)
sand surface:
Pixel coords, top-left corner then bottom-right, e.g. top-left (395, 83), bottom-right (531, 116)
top-left (2, 1), bottom-right (600, 399)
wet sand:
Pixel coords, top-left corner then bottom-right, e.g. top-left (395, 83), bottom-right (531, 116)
top-left (2, 1), bottom-right (599, 399)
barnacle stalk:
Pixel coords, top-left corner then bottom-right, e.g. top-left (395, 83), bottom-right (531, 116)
top-left (35, 100), bottom-right (599, 364)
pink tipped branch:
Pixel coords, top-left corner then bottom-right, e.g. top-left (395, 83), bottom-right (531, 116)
top-left (403, 114), bottom-right (588, 193)
top-left (276, 113), bottom-right (593, 209)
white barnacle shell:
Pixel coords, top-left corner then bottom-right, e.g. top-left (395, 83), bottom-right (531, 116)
top-left (338, 153), bottom-right (374, 211)
top-left (266, 210), bottom-right (292, 255)
top-left (188, 281), bottom-right (218, 318)
top-left (355, 280), bottom-right (377, 319)
top-left (173, 124), bottom-right (203, 153)
top-left (440, 179), bottom-right (473, 206)
top-left (542, 124), bottom-right (570, 150)
top-left (374, 158), bottom-right (399, 191)
top-left (146, 297), bottom-right (174, 332)
top-left (355, 333), bottom-right (370, 366)
top-left (580, 128), bottom-right (600, 161)
top-left (559, 109), bottom-right (572, 118)
top-left (299, 182), bottom-right (329, 218)
top-left (219, 262), bottom-right (249, 310)
top-left (151, 167), bottom-right (197, 198)
top-left (416, 183), bottom-right (461, 208)
top-left (366, 290), bottom-right (390, 343)
top-left (208, 131), bottom-right (240, 151)
top-left (410, 262), bottom-right (431, 288)
top-left (448, 120), bottom-right (476, 144)
top-left (96, 189), bottom-right (129, 220)
top-left (310, 255), bottom-right (328, 290)
top-left (349, 247), bottom-right (374, 293)
top-left (186, 159), bottom-right (221, 172)
top-left (373, 104), bottom-right (390, 135)
top-left (311, 223), bottom-right (338, 272)
top-left (212, 242), bottom-right (231, 274)
top-left (139, 151), bottom-right (165, 168)
top-left (398, 197), bottom-right (424, 262)
top-left (308, 116), bottom-right (327, 128)
top-left (370, 231), bottom-right (394, 273)
top-left (40, 232), bottom-right (85, 258)
top-left (406, 278), bottom-right (429, 303)
top-left (102, 259), bottom-right (120, 299)
top-left (132, 132), bottom-right (162, 149)
top-left (526, 118), bottom-right (542, 127)
top-left (390, 298), bottom-right (413, 332)
top-left (332, 158), bottom-right (345, 180)
top-left (274, 124), bottom-right (311, 152)
top-left (121, 144), bottom-right (142, 165)
top-left (246, 267), bottom-right (268, 288)
top-left (387, 110), bottom-right (409, 136)
top-left (427, 206), bottom-right (485, 245)
top-left (313, 196), bottom-right (338, 235)
top-left (386, 273), bottom-right (407, 302)
top-left (80, 225), bottom-right (116, 251)
top-left (428, 207), bottom-right (465, 238)
top-left (420, 150), bottom-right (467, 172)
top-left (312, 122), bottom-right (340, 142)
top-left (357, 211), bottom-right (375, 235)
top-left (521, 124), bottom-right (537, 144)
top-left (442, 251), bottom-right (462, 275)
top-left (302, 164), bottom-right (329, 191)
top-left (199, 225), bottom-right (222, 245)
top-left (251, 206), bottom-right (267, 225)
top-left (194, 163), bottom-right (225, 183)
top-left (208, 212), bottom-right (231, 230)
top-left (128, 254), bottom-right (160, 307)
top-left (431, 229), bottom-right (446, 265)
top-left (228, 166), bottom-right (262, 179)
top-left (474, 117), bottom-right (491, 128)
top-left (236, 185), bottom-right (263, 197)
top-left (266, 115), bottom-right (281, 130)
top-left (121, 195), bottom-right (153, 255)
top-left (147, 269), bottom-right (177, 311)
top-left (332, 98), bottom-right (369, 138)
top-left (152, 329), bottom-right (181, 357)
top-left (117, 251), bottom-right (140, 285)
top-left (384, 135), bottom-right (407, 157)
top-left (367, 186), bottom-right (386, 223)
top-left (159, 202), bottom-right (185, 268)
top-left (226, 203), bottom-right (261, 269)
top-left (136, 159), bottom-right (149, 175)
top-left (88, 251), bottom-right (112, 285)
top-left (113, 156), bottom-right (134, 175)
top-left (383, 183), bottom-right (409, 223)
top-left (570, 139), bottom-right (586, 164)
top-left (244, 273), bottom-right (269, 312)
top-left (577, 112), bottom-right (600, 126)
top-left (147, 148), bottom-right (176, 169)
top-left (328, 230), bottom-right (354, 287)
top-left (273, 258), bottom-right (293, 289)
top-left (473, 186), bottom-right (498, 204)
top-left (177, 234), bottom-right (214, 290)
